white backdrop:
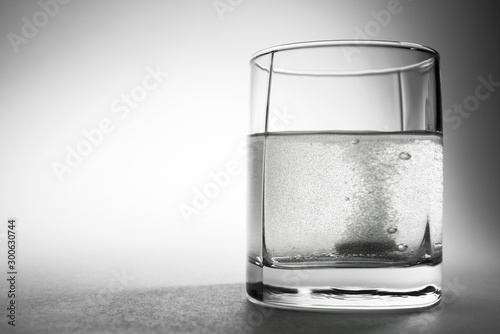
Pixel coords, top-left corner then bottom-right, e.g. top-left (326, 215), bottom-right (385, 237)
top-left (1, 0), bottom-right (499, 290)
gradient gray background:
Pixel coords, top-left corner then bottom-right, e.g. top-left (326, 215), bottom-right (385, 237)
top-left (1, 0), bottom-right (499, 333)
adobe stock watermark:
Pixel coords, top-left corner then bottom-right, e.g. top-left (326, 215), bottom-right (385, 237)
top-left (243, 304), bottom-right (273, 333)
top-left (212, 0), bottom-right (245, 21)
top-left (342, 0), bottom-right (413, 63)
top-left (52, 65), bottom-right (169, 183)
top-left (443, 73), bottom-right (500, 132)
top-left (178, 106), bottom-right (295, 224)
top-left (64, 267), bottom-right (137, 334)
top-left (7, 0), bottom-right (72, 54)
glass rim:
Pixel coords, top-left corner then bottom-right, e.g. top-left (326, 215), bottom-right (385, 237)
top-left (250, 40), bottom-right (440, 63)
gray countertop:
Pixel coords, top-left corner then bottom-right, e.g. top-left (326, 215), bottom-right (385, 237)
top-left (3, 265), bottom-right (499, 334)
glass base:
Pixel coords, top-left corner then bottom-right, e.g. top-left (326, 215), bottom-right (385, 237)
top-left (247, 263), bottom-right (442, 310)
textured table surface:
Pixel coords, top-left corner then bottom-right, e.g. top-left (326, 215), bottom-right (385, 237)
top-left (2, 268), bottom-right (500, 334)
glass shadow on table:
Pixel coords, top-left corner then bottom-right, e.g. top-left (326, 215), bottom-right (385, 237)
top-left (243, 299), bottom-right (446, 334)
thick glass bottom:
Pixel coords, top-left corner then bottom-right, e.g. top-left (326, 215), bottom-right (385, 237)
top-left (247, 262), bottom-right (442, 310)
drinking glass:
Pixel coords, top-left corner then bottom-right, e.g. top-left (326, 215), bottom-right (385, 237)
top-left (247, 40), bottom-right (443, 310)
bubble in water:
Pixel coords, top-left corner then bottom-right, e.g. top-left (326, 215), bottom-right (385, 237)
top-left (387, 227), bottom-right (397, 234)
top-left (399, 152), bottom-right (411, 160)
top-left (345, 197), bottom-right (350, 201)
top-left (351, 139), bottom-right (359, 145)
top-left (397, 244), bottom-right (408, 252)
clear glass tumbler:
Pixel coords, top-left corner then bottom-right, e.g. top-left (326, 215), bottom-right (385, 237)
top-left (247, 40), bottom-right (443, 310)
